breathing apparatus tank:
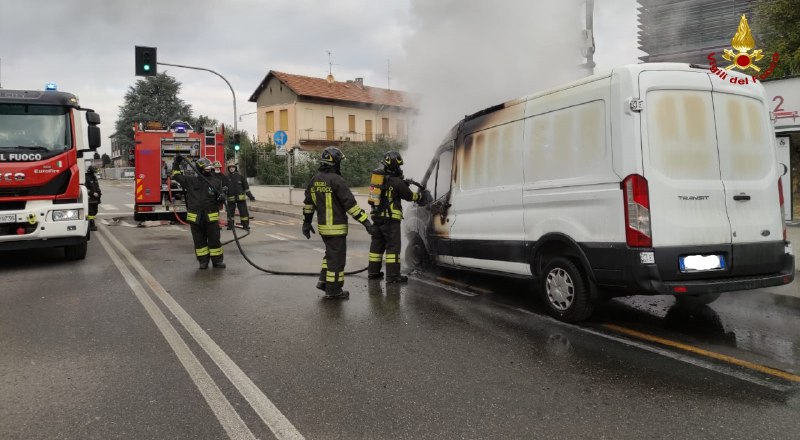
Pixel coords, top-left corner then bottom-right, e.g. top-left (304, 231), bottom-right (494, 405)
top-left (368, 167), bottom-right (386, 210)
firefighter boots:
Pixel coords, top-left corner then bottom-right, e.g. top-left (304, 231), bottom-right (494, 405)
top-left (323, 282), bottom-right (349, 299)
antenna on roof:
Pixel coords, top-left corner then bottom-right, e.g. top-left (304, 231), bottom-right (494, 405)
top-left (326, 50), bottom-right (336, 84)
top-left (387, 59), bottom-right (391, 90)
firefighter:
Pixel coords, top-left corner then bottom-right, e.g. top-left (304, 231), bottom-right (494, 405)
top-left (226, 163), bottom-right (255, 230)
top-left (302, 146), bottom-right (377, 299)
top-left (367, 151), bottom-right (424, 283)
top-left (85, 165), bottom-right (101, 231)
top-left (171, 156), bottom-right (227, 269)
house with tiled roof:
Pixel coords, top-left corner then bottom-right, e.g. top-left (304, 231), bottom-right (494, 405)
top-left (248, 70), bottom-right (417, 150)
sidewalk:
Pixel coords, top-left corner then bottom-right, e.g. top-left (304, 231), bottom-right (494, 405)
top-left (248, 199), bottom-right (799, 300)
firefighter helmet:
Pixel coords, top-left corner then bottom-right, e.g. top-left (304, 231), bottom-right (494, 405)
top-left (383, 151), bottom-right (404, 174)
top-left (320, 146), bottom-right (345, 170)
top-left (195, 157), bottom-right (213, 173)
top-left (213, 161), bottom-right (222, 168)
top-left (227, 162), bottom-right (238, 171)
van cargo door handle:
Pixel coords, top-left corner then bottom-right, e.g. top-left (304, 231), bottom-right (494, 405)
top-left (733, 194), bottom-right (751, 201)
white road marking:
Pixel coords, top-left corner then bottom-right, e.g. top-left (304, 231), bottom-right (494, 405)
top-left (266, 234), bottom-right (287, 241)
top-left (275, 233), bottom-right (297, 240)
top-left (312, 248), bottom-right (325, 254)
top-left (100, 229), bottom-right (305, 439)
top-left (96, 232), bottom-right (257, 440)
top-left (101, 204), bottom-right (119, 211)
top-left (125, 203), bottom-right (135, 209)
top-left (170, 225), bottom-right (187, 232)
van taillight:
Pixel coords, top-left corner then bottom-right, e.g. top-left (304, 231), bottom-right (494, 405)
top-left (779, 177), bottom-right (787, 241)
top-left (622, 174), bottom-right (652, 248)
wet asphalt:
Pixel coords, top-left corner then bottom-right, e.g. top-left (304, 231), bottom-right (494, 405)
top-left (1, 180), bottom-right (799, 439)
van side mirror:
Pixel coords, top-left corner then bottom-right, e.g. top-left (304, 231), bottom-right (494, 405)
top-left (87, 125), bottom-right (101, 150)
top-left (781, 163), bottom-right (788, 177)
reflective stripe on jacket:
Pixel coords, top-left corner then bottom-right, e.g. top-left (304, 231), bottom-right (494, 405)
top-left (374, 175), bottom-right (419, 221)
top-left (303, 169), bottom-right (368, 236)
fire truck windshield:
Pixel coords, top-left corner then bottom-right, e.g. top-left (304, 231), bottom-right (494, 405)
top-left (0, 104), bottom-right (72, 152)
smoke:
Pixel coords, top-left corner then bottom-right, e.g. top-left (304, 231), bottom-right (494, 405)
top-left (396, 0), bottom-right (586, 177)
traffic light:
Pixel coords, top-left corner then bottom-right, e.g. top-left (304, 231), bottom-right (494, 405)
top-left (135, 46), bottom-right (157, 77)
top-left (233, 133), bottom-right (241, 151)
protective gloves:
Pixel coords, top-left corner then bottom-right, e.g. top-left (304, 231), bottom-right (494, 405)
top-left (363, 220), bottom-right (378, 236)
top-left (302, 222), bottom-right (315, 239)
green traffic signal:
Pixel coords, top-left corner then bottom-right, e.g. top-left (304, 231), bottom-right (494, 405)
top-left (234, 144), bottom-right (240, 151)
top-left (144, 64), bottom-right (151, 71)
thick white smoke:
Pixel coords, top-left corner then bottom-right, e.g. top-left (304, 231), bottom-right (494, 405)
top-left (397, 0), bottom-right (586, 177)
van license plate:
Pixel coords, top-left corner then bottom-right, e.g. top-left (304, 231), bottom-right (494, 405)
top-left (0, 214), bottom-right (16, 223)
top-left (680, 255), bottom-right (725, 272)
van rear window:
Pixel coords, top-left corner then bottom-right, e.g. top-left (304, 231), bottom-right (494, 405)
top-left (714, 93), bottom-right (772, 180)
top-left (646, 90), bottom-right (718, 180)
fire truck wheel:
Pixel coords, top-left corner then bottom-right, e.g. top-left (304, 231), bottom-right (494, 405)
top-left (64, 239), bottom-right (88, 260)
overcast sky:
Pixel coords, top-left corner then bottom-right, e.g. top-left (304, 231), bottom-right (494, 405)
top-left (0, 0), bottom-right (642, 159)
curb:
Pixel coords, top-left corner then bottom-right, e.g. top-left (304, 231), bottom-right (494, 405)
top-left (249, 205), bottom-right (303, 220)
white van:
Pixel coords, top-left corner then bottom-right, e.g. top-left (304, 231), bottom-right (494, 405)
top-left (404, 63), bottom-right (795, 322)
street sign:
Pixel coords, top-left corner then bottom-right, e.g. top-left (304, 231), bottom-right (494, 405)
top-left (274, 130), bottom-right (287, 156)
top-left (274, 130), bottom-right (287, 146)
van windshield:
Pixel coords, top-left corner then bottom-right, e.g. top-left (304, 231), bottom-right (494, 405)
top-left (0, 104), bottom-right (72, 152)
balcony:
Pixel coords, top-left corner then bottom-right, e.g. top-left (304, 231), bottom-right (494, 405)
top-left (295, 129), bottom-right (406, 144)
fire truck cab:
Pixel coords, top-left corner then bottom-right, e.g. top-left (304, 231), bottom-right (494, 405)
top-left (133, 121), bottom-right (225, 221)
top-left (0, 88), bottom-right (102, 260)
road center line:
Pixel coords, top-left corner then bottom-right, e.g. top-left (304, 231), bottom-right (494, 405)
top-left (101, 228), bottom-right (305, 440)
top-left (96, 231), bottom-right (256, 440)
top-left (602, 323), bottom-right (800, 383)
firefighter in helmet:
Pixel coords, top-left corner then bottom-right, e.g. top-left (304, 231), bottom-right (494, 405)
top-left (85, 165), bottom-right (101, 231)
top-left (171, 155), bottom-right (227, 269)
top-left (302, 146), bottom-right (377, 299)
top-left (226, 162), bottom-right (255, 230)
top-left (367, 151), bottom-right (423, 283)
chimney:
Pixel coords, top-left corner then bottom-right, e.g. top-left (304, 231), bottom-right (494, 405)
top-left (354, 77), bottom-right (364, 88)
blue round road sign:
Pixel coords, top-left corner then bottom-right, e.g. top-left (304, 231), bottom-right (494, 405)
top-left (274, 130), bottom-right (288, 146)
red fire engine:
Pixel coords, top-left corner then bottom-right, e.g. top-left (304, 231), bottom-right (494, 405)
top-left (133, 121), bottom-right (225, 221)
top-left (0, 87), bottom-right (102, 260)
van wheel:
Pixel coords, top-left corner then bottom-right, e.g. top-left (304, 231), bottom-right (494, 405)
top-left (64, 239), bottom-right (88, 260)
top-left (541, 257), bottom-right (594, 322)
top-left (675, 292), bottom-right (721, 308)
top-left (405, 234), bottom-right (430, 269)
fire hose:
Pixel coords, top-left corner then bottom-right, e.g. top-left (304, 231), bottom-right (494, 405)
top-left (175, 155), bottom-right (368, 276)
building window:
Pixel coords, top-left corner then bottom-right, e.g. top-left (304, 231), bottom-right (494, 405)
top-left (396, 119), bottom-right (405, 139)
top-left (265, 111), bottom-right (275, 133)
top-left (365, 120), bottom-right (373, 142)
top-left (348, 115), bottom-right (356, 133)
top-left (326, 117), bottom-right (335, 141)
top-left (381, 118), bottom-right (389, 135)
top-left (279, 109), bottom-right (288, 131)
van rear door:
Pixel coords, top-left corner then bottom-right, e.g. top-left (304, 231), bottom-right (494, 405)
top-left (711, 85), bottom-right (785, 276)
top-left (639, 71), bottom-right (733, 279)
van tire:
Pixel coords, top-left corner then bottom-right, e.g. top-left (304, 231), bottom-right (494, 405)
top-left (541, 257), bottom-right (594, 322)
top-left (405, 234), bottom-right (431, 269)
top-left (64, 239), bottom-right (88, 260)
top-left (675, 292), bottom-right (721, 308)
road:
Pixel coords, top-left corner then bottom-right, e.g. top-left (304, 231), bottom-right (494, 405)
top-left (1, 180), bottom-right (799, 439)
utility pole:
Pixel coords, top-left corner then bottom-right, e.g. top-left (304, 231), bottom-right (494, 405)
top-left (581, 0), bottom-right (596, 76)
top-left (387, 59), bottom-right (391, 90)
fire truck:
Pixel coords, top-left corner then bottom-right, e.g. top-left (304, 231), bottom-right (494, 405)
top-left (0, 87), bottom-right (102, 260)
top-left (133, 121), bottom-right (225, 221)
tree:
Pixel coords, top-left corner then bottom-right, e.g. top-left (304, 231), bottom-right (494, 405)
top-left (755, 0), bottom-right (800, 78)
top-left (93, 152), bottom-right (100, 159)
top-left (113, 73), bottom-right (195, 155)
top-left (192, 114), bottom-right (219, 132)
top-left (101, 153), bottom-right (112, 167)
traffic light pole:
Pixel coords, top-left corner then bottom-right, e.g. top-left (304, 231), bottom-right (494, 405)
top-left (157, 61), bottom-right (238, 164)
